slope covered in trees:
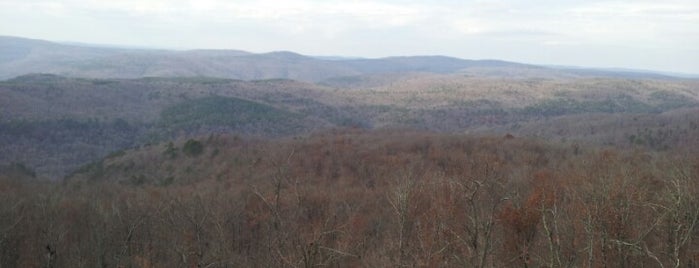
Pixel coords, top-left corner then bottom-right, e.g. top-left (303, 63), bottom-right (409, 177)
top-left (1, 74), bottom-right (698, 177)
top-left (0, 75), bottom-right (339, 176)
top-left (2, 130), bottom-right (698, 267)
top-left (0, 40), bottom-right (697, 266)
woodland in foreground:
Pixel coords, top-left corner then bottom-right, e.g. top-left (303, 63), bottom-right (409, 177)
top-left (1, 130), bottom-right (697, 267)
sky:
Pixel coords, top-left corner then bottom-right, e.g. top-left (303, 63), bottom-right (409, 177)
top-left (1, 0), bottom-right (698, 74)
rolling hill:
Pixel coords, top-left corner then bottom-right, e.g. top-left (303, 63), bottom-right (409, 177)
top-left (1, 36), bottom-right (699, 268)
top-left (1, 36), bottom-right (688, 82)
top-left (1, 72), bottom-right (698, 178)
top-left (0, 75), bottom-right (340, 176)
top-left (1, 36), bottom-right (699, 179)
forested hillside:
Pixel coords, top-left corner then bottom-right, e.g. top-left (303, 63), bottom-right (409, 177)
top-left (1, 131), bottom-right (698, 267)
top-left (0, 38), bottom-right (698, 268)
top-left (1, 73), bottom-right (698, 177)
top-left (0, 75), bottom-right (341, 176)
top-left (2, 0), bottom-right (698, 264)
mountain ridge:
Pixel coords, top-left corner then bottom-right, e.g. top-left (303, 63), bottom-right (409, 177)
top-left (1, 35), bottom-right (688, 81)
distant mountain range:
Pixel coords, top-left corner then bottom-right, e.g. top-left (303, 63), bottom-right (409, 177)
top-left (0, 36), bottom-right (687, 81)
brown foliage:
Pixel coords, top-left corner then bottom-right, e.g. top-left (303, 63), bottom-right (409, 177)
top-left (1, 130), bottom-right (698, 267)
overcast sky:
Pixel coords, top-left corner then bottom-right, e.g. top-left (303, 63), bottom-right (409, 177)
top-left (1, 0), bottom-right (697, 73)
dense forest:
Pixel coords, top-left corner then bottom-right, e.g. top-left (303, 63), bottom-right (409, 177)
top-left (1, 130), bottom-right (698, 267)
top-left (2, 74), bottom-right (698, 177)
top-left (1, 37), bottom-right (698, 267)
